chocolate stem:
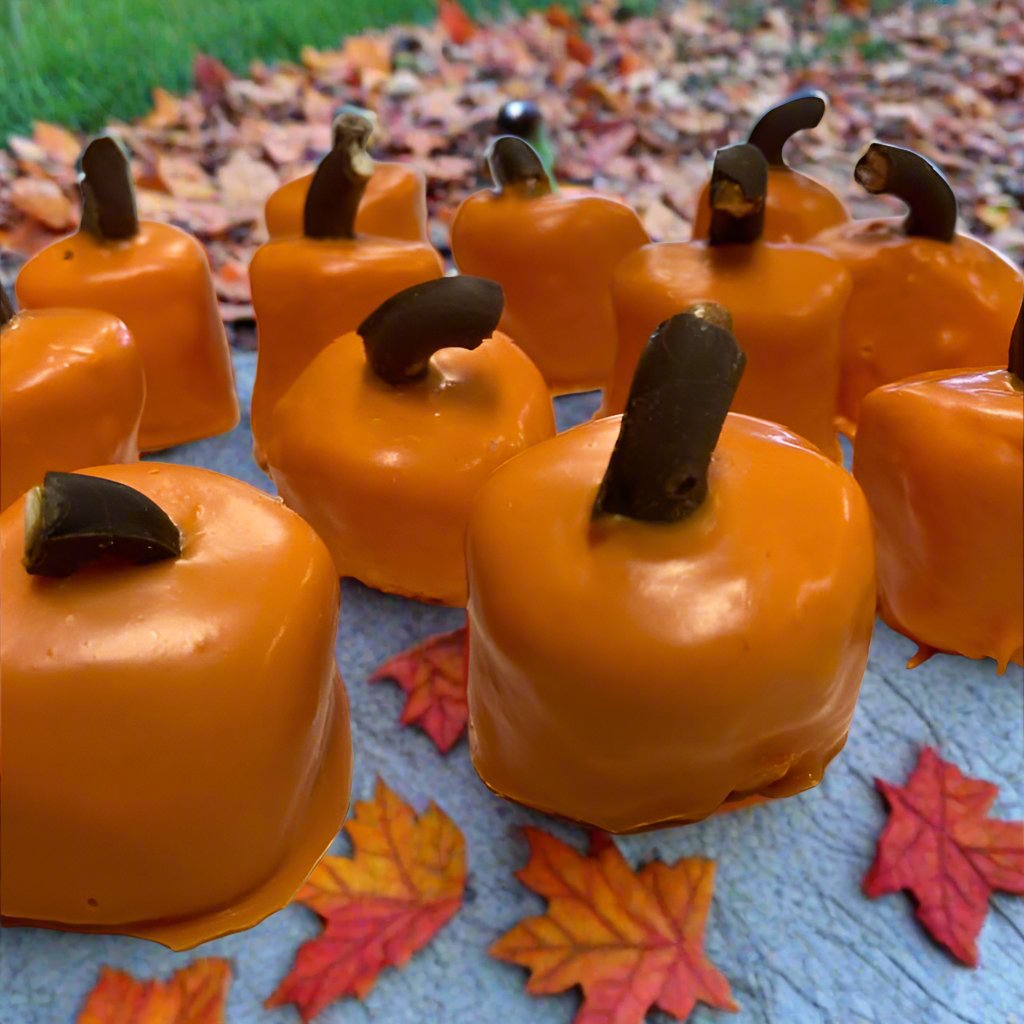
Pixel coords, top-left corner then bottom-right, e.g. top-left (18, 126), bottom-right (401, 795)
top-left (854, 142), bottom-right (957, 242)
top-left (1, 286), bottom-right (15, 327)
top-left (487, 136), bottom-right (553, 198)
top-left (79, 134), bottom-right (139, 240)
top-left (24, 472), bottom-right (181, 577)
top-left (304, 109), bottom-right (375, 239)
top-left (1010, 294), bottom-right (1023, 383)
top-left (592, 304), bottom-right (746, 523)
top-left (358, 276), bottom-right (504, 386)
top-left (708, 143), bottom-right (767, 246)
top-left (747, 90), bottom-right (828, 168)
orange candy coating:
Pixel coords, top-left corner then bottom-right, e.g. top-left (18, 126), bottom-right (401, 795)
top-left (692, 167), bottom-right (849, 243)
top-left (815, 219), bottom-right (1023, 434)
top-left (853, 368), bottom-right (1023, 670)
top-left (265, 162), bottom-right (430, 242)
top-left (603, 242), bottom-right (852, 460)
top-left (16, 223), bottom-right (238, 452)
top-left (451, 188), bottom-right (650, 392)
top-left (266, 329), bottom-right (555, 606)
top-left (467, 414), bottom-right (876, 833)
top-left (249, 237), bottom-right (443, 466)
top-left (0, 464), bottom-right (351, 949)
top-left (0, 308), bottom-right (145, 511)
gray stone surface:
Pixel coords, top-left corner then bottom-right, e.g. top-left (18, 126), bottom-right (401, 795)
top-left (1, 351), bottom-right (1021, 1024)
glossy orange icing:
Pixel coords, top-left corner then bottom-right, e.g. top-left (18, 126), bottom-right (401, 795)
top-left (603, 242), bottom-right (851, 460)
top-left (467, 414), bottom-right (876, 833)
top-left (815, 220), bottom-right (1023, 434)
top-left (451, 189), bottom-right (649, 392)
top-left (0, 463), bottom-right (351, 949)
top-left (853, 368), bottom-right (1023, 670)
top-left (0, 308), bottom-right (145, 511)
top-left (16, 223), bottom-right (238, 452)
top-left (264, 162), bottom-right (429, 242)
top-left (249, 237), bottom-right (443, 467)
top-left (692, 167), bottom-right (849, 243)
top-left (266, 329), bottom-right (555, 605)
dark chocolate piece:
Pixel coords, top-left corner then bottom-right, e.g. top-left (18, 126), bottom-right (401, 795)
top-left (487, 136), bottom-right (553, 198)
top-left (496, 100), bottom-right (543, 141)
top-left (1010, 293), bottom-right (1023, 384)
top-left (23, 472), bottom-right (181, 577)
top-left (79, 134), bottom-right (139, 240)
top-left (0, 286), bottom-right (15, 327)
top-left (593, 304), bottom-right (746, 523)
top-left (708, 143), bottom-right (767, 246)
top-left (304, 109), bottom-right (375, 239)
top-left (747, 90), bottom-right (828, 168)
top-left (854, 142), bottom-right (957, 242)
top-left (358, 276), bottom-right (504, 386)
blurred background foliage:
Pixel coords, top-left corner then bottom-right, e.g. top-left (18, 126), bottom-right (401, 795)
top-left (1, 0), bottom-right (933, 138)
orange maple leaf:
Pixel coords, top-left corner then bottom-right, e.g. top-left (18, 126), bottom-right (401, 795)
top-left (438, 0), bottom-right (476, 45)
top-left (492, 828), bottom-right (738, 1024)
top-left (266, 778), bottom-right (466, 1021)
top-left (369, 626), bottom-right (468, 752)
top-left (77, 959), bottom-right (230, 1024)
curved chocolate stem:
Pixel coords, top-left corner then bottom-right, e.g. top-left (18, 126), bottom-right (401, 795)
top-left (747, 90), bottom-right (827, 168)
top-left (708, 143), bottom-right (767, 246)
top-left (592, 304), bottom-right (746, 523)
top-left (24, 472), bottom-right (181, 578)
top-left (487, 136), bottom-right (553, 198)
top-left (1, 286), bottom-right (15, 328)
top-left (79, 134), bottom-right (139, 240)
top-left (854, 142), bottom-right (957, 242)
top-left (1010, 294), bottom-right (1023, 383)
top-left (358, 276), bottom-right (504, 386)
top-left (304, 109), bottom-right (375, 239)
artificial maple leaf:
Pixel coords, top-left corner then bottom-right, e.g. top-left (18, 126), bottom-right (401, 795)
top-left (77, 959), bottom-right (230, 1024)
top-left (863, 746), bottom-right (1024, 966)
top-left (438, 0), bottom-right (476, 46)
top-left (492, 827), bottom-right (738, 1024)
top-left (266, 779), bottom-right (466, 1021)
top-left (369, 626), bottom-right (468, 753)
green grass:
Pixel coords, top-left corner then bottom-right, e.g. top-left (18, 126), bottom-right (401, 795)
top-left (0, 0), bottom-right (545, 139)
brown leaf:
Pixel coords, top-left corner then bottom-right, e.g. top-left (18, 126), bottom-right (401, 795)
top-left (216, 150), bottom-right (280, 211)
top-left (9, 178), bottom-right (76, 230)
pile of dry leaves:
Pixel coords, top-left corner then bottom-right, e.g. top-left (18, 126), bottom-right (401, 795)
top-left (2, 0), bottom-right (1021, 331)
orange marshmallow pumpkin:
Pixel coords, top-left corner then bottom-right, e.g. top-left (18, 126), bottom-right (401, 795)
top-left (0, 466), bottom-right (351, 949)
top-left (16, 135), bottom-right (238, 452)
top-left (815, 142), bottom-right (1023, 435)
top-left (0, 294), bottom-right (145, 511)
top-left (852, 301), bottom-right (1023, 671)
top-left (692, 91), bottom-right (849, 243)
top-left (266, 277), bottom-right (555, 606)
top-left (467, 307), bottom-right (876, 833)
top-left (604, 143), bottom-right (851, 461)
top-left (451, 136), bottom-right (649, 393)
top-left (265, 110), bottom-right (429, 243)
top-left (250, 110), bottom-right (443, 468)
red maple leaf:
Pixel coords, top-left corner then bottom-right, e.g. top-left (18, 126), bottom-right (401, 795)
top-left (369, 626), bottom-right (468, 753)
top-left (492, 827), bottom-right (737, 1024)
top-left (863, 746), bottom-right (1024, 966)
top-left (266, 779), bottom-right (466, 1021)
top-left (438, 0), bottom-right (476, 45)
